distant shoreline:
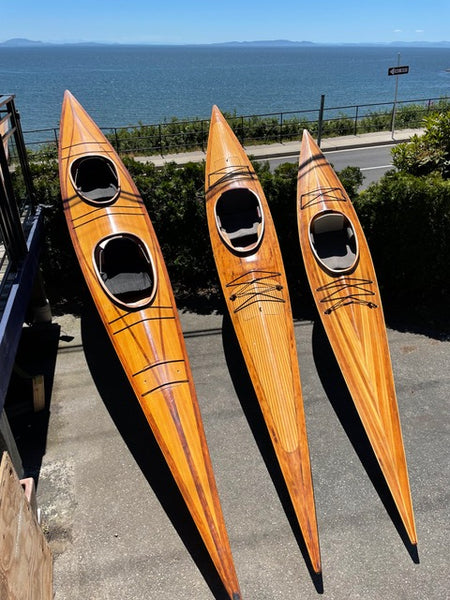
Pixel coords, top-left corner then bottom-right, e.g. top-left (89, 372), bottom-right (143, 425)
top-left (1, 37), bottom-right (450, 48)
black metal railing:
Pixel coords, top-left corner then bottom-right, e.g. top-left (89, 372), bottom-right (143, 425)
top-left (22, 95), bottom-right (449, 157)
top-left (0, 94), bottom-right (37, 298)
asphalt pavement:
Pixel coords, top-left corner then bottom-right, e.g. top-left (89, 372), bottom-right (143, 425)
top-left (31, 127), bottom-right (448, 600)
top-left (34, 305), bottom-right (448, 600)
top-left (139, 128), bottom-right (423, 167)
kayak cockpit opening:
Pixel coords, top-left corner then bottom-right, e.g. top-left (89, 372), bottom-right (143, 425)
top-left (215, 188), bottom-right (264, 253)
top-left (94, 234), bottom-right (157, 308)
top-left (70, 154), bottom-right (120, 204)
top-left (309, 210), bottom-right (358, 274)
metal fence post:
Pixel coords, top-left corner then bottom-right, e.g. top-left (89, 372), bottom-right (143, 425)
top-left (114, 128), bottom-right (120, 153)
top-left (7, 100), bottom-right (36, 208)
top-left (0, 139), bottom-right (28, 266)
top-left (391, 53), bottom-right (401, 140)
top-left (317, 94), bottom-right (325, 147)
top-left (354, 106), bottom-right (359, 135)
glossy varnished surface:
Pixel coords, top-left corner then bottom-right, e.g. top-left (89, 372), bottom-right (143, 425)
top-left (58, 91), bottom-right (241, 599)
top-left (297, 129), bottom-right (417, 546)
top-left (205, 106), bottom-right (321, 574)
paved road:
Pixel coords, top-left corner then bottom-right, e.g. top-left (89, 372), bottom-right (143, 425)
top-left (143, 129), bottom-right (419, 190)
top-left (261, 144), bottom-right (396, 188)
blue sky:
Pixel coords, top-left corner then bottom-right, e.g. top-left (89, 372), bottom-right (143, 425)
top-left (2, 0), bottom-right (449, 45)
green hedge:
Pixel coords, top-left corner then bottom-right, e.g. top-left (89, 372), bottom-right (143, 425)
top-left (33, 157), bottom-right (313, 316)
top-left (354, 171), bottom-right (450, 330)
top-left (31, 153), bottom-right (449, 333)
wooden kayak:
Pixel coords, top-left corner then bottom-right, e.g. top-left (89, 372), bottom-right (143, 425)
top-left (296, 129), bottom-right (417, 546)
top-left (205, 106), bottom-right (321, 574)
top-left (58, 91), bottom-right (242, 600)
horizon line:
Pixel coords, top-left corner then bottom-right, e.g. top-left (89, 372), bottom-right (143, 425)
top-left (2, 37), bottom-right (450, 47)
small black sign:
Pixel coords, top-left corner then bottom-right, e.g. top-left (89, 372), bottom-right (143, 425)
top-left (388, 65), bottom-right (409, 76)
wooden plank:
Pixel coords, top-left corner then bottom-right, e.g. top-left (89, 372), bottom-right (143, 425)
top-left (0, 451), bottom-right (52, 600)
top-left (0, 411), bottom-right (22, 477)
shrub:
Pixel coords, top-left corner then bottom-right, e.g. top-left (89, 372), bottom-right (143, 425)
top-left (255, 161), bottom-right (309, 312)
top-left (392, 111), bottom-right (450, 178)
top-left (32, 155), bottom-right (365, 318)
top-left (355, 171), bottom-right (450, 330)
top-left (28, 159), bottom-right (86, 314)
top-left (336, 166), bottom-right (365, 198)
top-left (121, 159), bottom-right (221, 310)
top-left (31, 148), bottom-right (450, 334)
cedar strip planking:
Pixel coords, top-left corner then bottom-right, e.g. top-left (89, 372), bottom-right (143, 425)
top-left (58, 91), bottom-right (242, 600)
top-left (205, 105), bottom-right (321, 574)
top-left (297, 130), bottom-right (417, 546)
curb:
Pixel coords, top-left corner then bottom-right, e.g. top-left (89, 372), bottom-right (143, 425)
top-left (139, 128), bottom-right (423, 167)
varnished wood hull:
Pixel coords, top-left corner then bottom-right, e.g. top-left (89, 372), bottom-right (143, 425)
top-left (58, 91), bottom-right (242, 600)
top-left (297, 130), bottom-right (417, 545)
top-left (205, 106), bottom-right (321, 574)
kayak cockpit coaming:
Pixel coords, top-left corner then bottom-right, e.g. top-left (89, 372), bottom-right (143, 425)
top-left (93, 233), bottom-right (157, 309)
top-left (309, 210), bottom-right (359, 275)
top-left (214, 187), bottom-right (264, 254)
top-left (70, 153), bottom-right (120, 205)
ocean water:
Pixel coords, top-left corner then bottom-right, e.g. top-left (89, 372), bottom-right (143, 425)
top-left (1, 45), bottom-right (449, 134)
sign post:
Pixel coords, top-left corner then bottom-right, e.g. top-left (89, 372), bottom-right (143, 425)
top-left (388, 53), bottom-right (409, 139)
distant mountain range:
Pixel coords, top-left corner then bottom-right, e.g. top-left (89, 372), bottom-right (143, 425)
top-left (212, 40), bottom-right (316, 47)
top-left (211, 39), bottom-right (450, 48)
top-left (2, 37), bottom-right (450, 48)
top-left (0, 38), bottom-right (118, 47)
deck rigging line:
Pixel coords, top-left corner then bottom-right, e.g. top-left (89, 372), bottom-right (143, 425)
top-left (299, 186), bottom-right (346, 209)
top-left (108, 306), bottom-right (174, 325)
top-left (206, 165), bottom-right (257, 194)
top-left (112, 314), bottom-right (176, 334)
top-left (317, 277), bottom-right (378, 314)
top-left (226, 269), bottom-right (285, 313)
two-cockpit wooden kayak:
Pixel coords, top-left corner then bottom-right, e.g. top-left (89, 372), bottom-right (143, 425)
top-left (58, 91), bottom-right (242, 600)
top-left (297, 129), bottom-right (417, 546)
top-left (205, 106), bottom-right (321, 574)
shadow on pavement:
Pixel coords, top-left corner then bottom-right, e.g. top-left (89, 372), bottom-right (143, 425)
top-left (5, 322), bottom-right (61, 484)
top-left (221, 311), bottom-right (324, 592)
top-left (311, 317), bottom-right (419, 564)
top-left (80, 302), bottom-right (234, 600)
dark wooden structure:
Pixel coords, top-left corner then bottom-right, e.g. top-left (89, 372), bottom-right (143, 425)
top-left (0, 94), bottom-right (50, 464)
